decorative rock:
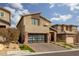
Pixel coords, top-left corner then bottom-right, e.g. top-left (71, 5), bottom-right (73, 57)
top-left (8, 43), bottom-right (20, 50)
top-left (0, 44), bottom-right (4, 50)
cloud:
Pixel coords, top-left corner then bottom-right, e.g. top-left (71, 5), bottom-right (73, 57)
top-left (9, 3), bottom-right (23, 10)
top-left (49, 3), bottom-right (55, 8)
top-left (4, 3), bottom-right (30, 27)
top-left (64, 3), bottom-right (79, 11)
top-left (76, 16), bottom-right (79, 21)
top-left (49, 3), bottom-right (79, 11)
top-left (51, 13), bottom-right (72, 21)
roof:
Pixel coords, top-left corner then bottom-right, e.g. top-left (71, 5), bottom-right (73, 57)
top-left (0, 7), bottom-right (11, 14)
top-left (17, 12), bottom-right (51, 27)
top-left (57, 32), bottom-right (77, 35)
top-left (0, 19), bottom-right (10, 25)
top-left (50, 27), bottom-right (57, 32)
top-left (53, 24), bottom-right (78, 27)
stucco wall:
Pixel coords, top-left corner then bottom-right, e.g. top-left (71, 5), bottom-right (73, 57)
top-left (23, 14), bottom-right (51, 33)
top-left (0, 21), bottom-right (9, 28)
top-left (0, 9), bottom-right (10, 23)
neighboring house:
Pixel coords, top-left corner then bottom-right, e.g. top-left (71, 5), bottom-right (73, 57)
top-left (0, 8), bottom-right (11, 28)
top-left (0, 8), bottom-right (11, 42)
top-left (52, 24), bottom-right (78, 44)
top-left (17, 13), bottom-right (57, 44)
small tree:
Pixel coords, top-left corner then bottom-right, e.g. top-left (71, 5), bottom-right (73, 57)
top-left (0, 28), bottom-right (20, 44)
top-left (7, 28), bottom-right (20, 43)
top-left (0, 28), bottom-right (8, 44)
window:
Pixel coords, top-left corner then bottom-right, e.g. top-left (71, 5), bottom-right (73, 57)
top-left (0, 12), bottom-right (4, 17)
top-left (66, 26), bottom-right (68, 31)
top-left (0, 25), bottom-right (6, 28)
top-left (61, 25), bottom-right (64, 31)
top-left (32, 19), bottom-right (39, 25)
top-left (69, 26), bottom-right (72, 31)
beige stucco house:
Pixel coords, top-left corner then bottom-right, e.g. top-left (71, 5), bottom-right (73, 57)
top-left (0, 8), bottom-right (11, 42)
top-left (17, 12), bottom-right (79, 44)
top-left (52, 24), bottom-right (78, 44)
top-left (17, 13), bottom-right (57, 44)
top-left (0, 8), bottom-right (11, 28)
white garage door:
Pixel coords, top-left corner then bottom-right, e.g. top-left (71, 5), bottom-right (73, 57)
top-left (66, 37), bottom-right (74, 44)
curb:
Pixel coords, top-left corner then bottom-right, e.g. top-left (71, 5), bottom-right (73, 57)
top-left (27, 48), bottom-right (79, 55)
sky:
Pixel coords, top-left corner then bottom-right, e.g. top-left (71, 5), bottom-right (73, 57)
top-left (0, 3), bottom-right (79, 27)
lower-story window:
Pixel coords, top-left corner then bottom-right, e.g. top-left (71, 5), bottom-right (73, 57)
top-left (0, 25), bottom-right (6, 28)
top-left (28, 34), bottom-right (47, 43)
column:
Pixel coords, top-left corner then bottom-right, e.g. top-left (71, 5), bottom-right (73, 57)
top-left (24, 32), bottom-right (28, 44)
top-left (47, 33), bottom-right (51, 43)
top-left (54, 32), bottom-right (57, 43)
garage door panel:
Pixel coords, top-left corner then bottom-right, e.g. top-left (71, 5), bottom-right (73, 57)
top-left (28, 34), bottom-right (47, 43)
top-left (66, 37), bottom-right (74, 44)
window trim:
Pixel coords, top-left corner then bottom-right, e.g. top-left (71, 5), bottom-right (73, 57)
top-left (32, 18), bottom-right (39, 26)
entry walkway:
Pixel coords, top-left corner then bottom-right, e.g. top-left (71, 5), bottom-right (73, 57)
top-left (28, 43), bottom-right (67, 52)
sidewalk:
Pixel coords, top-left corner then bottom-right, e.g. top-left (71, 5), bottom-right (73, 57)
top-left (28, 48), bottom-right (79, 56)
top-left (1, 48), bottom-right (79, 56)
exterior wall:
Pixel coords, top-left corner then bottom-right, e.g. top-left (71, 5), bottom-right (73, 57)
top-left (0, 9), bottom-right (10, 23)
top-left (57, 34), bottom-right (66, 42)
top-left (17, 18), bottom-right (25, 40)
top-left (23, 14), bottom-right (51, 33)
top-left (0, 9), bottom-right (11, 28)
top-left (56, 26), bottom-right (62, 33)
top-left (55, 25), bottom-right (77, 33)
top-left (0, 21), bottom-right (9, 28)
top-left (24, 32), bottom-right (28, 44)
top-left (57, 34), bottom-right (76, 44)
top-left (72, 26), bottom-right (77, 32)
top-left (17, 13), bottom-right (52, 43)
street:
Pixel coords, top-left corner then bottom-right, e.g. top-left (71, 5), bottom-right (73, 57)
top-left (29, 50), bottom-right (79, 56)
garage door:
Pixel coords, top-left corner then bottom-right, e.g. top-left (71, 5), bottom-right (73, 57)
top-left (28, 34), bottom-right (47, 43)
top-left (66, 37), bottom-right (74, 44)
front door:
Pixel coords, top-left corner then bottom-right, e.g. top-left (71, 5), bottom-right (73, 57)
top-left (50, 32), bottom-right (54, 42)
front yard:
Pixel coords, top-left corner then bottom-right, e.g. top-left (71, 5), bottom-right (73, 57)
top-left (52, 42), bottom-right (76, 49)
top-left (19, 44), bottom-right (35, 52)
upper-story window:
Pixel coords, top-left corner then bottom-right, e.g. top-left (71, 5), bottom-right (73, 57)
top-left (69, 26), bottom-right (72, 31)
top-left (32, 19), bottom-right (39, 25)
top-left (66, 26), bottom-right (68, 31)
top-left (61, 25), bottom-right (64, 31)
top-left (0, 12), bottom-right (4, 17)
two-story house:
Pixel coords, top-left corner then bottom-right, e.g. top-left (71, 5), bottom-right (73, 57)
top-left (52, 24), bottom-right (78, 44)
top-left (0, 8), bottom-right (11, 28)
top-left (17, 13), bottom-right (57, 44)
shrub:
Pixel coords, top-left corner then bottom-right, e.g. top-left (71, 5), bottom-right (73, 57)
top-left (20, 44), bottom-right (35, 52)
top-left (7, 28), bottom-right (20, 43)
top-left (0, 28), bottom-right (20, 44)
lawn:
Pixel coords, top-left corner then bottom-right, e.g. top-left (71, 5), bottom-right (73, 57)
top-left (52, 42), bottom-right (75, 49)
top-left (19, 44), bottom-right (35, 52)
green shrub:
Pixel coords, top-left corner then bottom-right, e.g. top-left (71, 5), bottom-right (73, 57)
top-left (20, 44), bottom-right (35, 52)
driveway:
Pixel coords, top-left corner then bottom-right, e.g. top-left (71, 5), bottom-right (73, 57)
top-left (28, 43), bottom-right (67, 52)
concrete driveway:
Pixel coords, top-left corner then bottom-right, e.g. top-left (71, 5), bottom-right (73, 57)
top-left (28, 43), bottom-right (67, 52)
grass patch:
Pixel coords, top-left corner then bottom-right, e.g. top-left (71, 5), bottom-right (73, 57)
top-left (19, 44), bottom-right (35, 52)
top-left (53, 42), bottom-right (75, 49)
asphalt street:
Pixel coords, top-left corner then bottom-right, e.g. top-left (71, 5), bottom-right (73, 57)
top-left (29, 50), bottom-right (79, 56)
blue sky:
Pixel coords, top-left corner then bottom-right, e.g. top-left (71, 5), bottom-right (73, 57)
top-left (0, 3), bottom-right (79, 27)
